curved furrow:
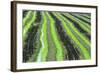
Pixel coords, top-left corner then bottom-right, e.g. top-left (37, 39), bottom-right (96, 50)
top-left (26, 11), bottom-right (42, 62)
top-left (23, 11), bottom-right (32, 26)
top-left (23, 11), bottom-right (41, 62)
top-left (80, 13), bottom-right (91, 19)
top-left (53, 12), bottom-right (90, 59)
top-left (46, 14), bottom-right (57, 61)
top-left (23, 11), bottom-right (37, 41)
top-left (70, 13), bottom-right (91, 24)
top-left (36, 12), bottom-right (48, 62)
top-left (61, 13), bottom-right (91, 40)
top-left (49, 12), bottom-right (80, 60)
top-left (57, 12), bottom-right (90, 50)
top-left (63, 13), bottom-right (91, 33)
top-left (46, 12), bottom-right (65, 61)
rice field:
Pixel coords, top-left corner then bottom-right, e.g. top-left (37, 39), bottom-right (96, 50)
top-left (23, 10), bottom-right (91, 62)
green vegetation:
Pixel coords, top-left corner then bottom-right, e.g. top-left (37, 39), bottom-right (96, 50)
top-left (46, 12), bottom-right (65, 61)
top-left (23, 10), bottom-right (91, 62)
top-left (53, 12), bottom-right (90, 59)
top-left (36, 12), bottom-right (48, 62)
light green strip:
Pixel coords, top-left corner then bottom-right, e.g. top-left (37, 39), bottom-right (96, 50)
top-left (53, 12), bottom-right (90, 59)
top-left (63, 13), bottom-right (91, 33)
top-left (46, 12), bottom-right (64, 61)
top-left (23, 11), bottom-right (37, 40)
top-left (71, 13), bottom-right (90, 23)
top-left (23, 11), bottom-right (32, 26)
top-left (36, 12), bottom-right (48, 62)
top-left (80, 14), bottom-right (91, 19)
top-left (57, 12), bottom-right (90, 49)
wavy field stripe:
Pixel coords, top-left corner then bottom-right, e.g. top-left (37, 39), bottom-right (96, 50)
top-left (23, 11), bottom-right (32, 26)
top-left (53, 12), bottom-right (90, 59)
top-left (23, 11), bottom-right (37, 40)
top-left (36, 12), bottom-right (48, 62)
top-left (46, 14), bottom-right (57, 61)
top-left (26, 12), bottom-right (42, 62)
top-left (63, 12), bottom-right (91, 30)
top-left (80, 13), bottom-right (91, 19)
top-left (70, 13), bottom-right (91, 23)
top-left (50, 12), bottom-right (79, 60)
top-left (46, 12), bottom-right (65, 61)
top-left (63, 13), bottom-right (91, 33)
top-left (58, 13), bottom-right (90, 50)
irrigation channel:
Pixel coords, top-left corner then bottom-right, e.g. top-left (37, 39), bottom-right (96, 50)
top-left (23, 10), bottom-right (91, 62)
